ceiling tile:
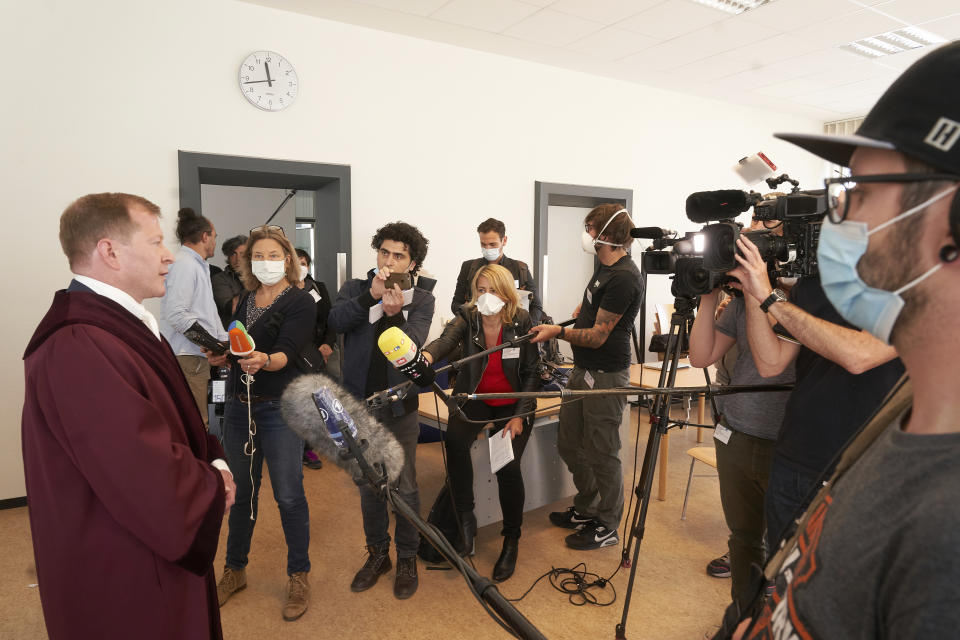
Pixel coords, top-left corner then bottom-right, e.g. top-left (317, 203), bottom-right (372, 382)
top-left (350, 0), bottom-right (450, 15)
top-left (503, 8), bottom-right (605, 46)
top-left (786, 10), bottom-right (906, 47)
top-left (617, 0), bottom-right (727, 40)
top-left (566, 26), bottom-right (661, 61)
top-left (518, 0), bottom-right (556, 6)
top-left (431, 0), bottom-right (541, 32)
top-left (743, 0), bottom-right (863, 30)
top-left (753, 76), bottom-right (840, 99)
top-left (917, 13), bottom-right (960, 38)
top-left (548, 0), bottom-right (663, 25)
top-left (670, 50), bottom-right (763, 81)
top-left (864, 0), bottom-right (960, 27)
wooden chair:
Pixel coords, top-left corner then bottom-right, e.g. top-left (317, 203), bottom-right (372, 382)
top-left (681, 446), bottom-right (717, 520)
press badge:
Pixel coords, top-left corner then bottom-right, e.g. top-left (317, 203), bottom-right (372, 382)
top-left (503, 348), bottom-right (520, 359)
top-left (583, 371), bottom-right (595, 389)
top-left (714, 424), bottom-right (733, 445)
top-left (308, 289), bottom-right (322, 303)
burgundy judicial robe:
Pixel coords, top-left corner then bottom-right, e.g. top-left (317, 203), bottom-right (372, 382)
top-left (22, 282), bottom-right (226, 640)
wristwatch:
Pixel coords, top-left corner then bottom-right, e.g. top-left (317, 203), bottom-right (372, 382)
top-left (759, 288), bottom-right (787, 313)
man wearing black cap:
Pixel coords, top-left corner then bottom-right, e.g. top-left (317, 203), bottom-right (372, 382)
top-left (715, 41), bottom-right (960, 640)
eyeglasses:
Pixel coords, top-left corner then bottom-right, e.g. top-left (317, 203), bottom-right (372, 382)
top-left (824, 173), bottom-right (960, 224)
top-left (249, 224), bottom-right (286, 237)
top-left (584, 223), bottom-right (594, 233)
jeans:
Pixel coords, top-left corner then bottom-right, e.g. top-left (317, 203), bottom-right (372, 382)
top-left (445, 401), bottom-right (532, 538)
top-left (715, 428), bottom-right (776, 610)
top-left (557, 366), bottom-right (629, 530)
top-left (354, 409), bottom-right (421, 558)
top-left (764, 454), bottom-right (821, 554)
top-left (223, 399), bottom-right (310, 575)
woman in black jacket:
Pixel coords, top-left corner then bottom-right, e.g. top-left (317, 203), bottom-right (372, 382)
top-left (423, 264), bottom-right (539, 583)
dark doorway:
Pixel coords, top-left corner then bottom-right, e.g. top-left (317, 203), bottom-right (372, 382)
top-left (178, 151), bottom-right (351, 292)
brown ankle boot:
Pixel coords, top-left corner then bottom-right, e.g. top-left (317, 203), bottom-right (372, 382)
top-left (350, 545), bottom-right (391, 592)
top-left (282, 572), bottom-right (310, 621)
top-left (216, 567), bottom-right (247, 607)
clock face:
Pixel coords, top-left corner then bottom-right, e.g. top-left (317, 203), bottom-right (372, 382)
top-left (238, 51), bottom-right (298, 112)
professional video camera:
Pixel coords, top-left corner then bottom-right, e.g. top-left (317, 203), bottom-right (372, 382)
top-left (641, 174), bottom-right (826, 299)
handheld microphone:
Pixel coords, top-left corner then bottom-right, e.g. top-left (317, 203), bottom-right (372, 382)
top-left (685, 190), bottom-right (760, 223)
top-left (629, 226), bottom-right (676, 239)
top-left (378, 326), bottom-right (436, 386)
top-left (281, 373), bottom-right (404, 483)
top-left (227, 320), bottom-right (255, 356)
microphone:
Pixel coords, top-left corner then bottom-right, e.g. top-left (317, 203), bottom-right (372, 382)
top-left (227, 320), bottom-right (255, 356)
top-left (281, 373), bottom-right (405, 483)
top-left (685, 190), bottom-right (760, 223)
top-left (630, 226), bottom-right (676, 239)
top-left (377, 326), bottom-right (436, 386)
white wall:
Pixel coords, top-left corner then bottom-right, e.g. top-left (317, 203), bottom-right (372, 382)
top-left (0, 0), bottom-right (826, 499)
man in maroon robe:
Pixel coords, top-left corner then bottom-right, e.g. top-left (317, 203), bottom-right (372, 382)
top-left (22, 193), bottom-right (236, 640)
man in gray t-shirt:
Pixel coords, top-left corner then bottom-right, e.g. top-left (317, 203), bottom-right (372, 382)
top-left (690, 290), bottom-right (794, 611)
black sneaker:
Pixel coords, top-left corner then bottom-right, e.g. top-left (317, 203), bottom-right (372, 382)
top-left (549, 506), bottom-right (592, 530)
top-left (565, 521), bottom-right (619, 550)
top-left (706, 552), bottom-right (731, 578)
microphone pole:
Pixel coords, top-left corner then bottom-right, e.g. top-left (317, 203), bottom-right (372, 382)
top-left (335, 419), bottom-right (547, 640)
top-left (434, 318), bottom-right (577, 377)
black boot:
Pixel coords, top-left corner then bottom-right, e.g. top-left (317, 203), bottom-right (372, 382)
top-left (458, 511), bottom-right (477, 557)
top-left (492, 536), bottom-right (519, 583)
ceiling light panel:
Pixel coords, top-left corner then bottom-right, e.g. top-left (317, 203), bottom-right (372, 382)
top-left (689, 0), bottom-right (771, 15)
top-left (843, 26), bottom-right (947, 59)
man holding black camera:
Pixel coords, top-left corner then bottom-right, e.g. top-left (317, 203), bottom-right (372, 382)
top-left (328, 221), bottom-right (434, 600)
top-left (718, 41), bottom-right (960, 639)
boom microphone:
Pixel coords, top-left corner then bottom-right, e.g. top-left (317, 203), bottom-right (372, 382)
top-left (281, 373), bottom-right (405, 483)
top-left (378, 326), bottom-right (436, 386)
top-left (630, 226), bottom-right (676, 239)
top-left (685, 190), bottom-right (760, 223)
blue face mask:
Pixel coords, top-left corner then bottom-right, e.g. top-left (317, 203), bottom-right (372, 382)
top-left (817, 185), bottom-right (955, 343)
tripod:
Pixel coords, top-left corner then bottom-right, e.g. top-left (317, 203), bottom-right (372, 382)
top-left (615, 295), bottom-right (709, 639)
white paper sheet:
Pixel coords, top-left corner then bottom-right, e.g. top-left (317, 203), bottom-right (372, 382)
top-left (488, 430), bottom-right (515, 473)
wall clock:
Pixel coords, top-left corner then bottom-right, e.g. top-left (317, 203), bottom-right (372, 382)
top-left (239, 51), bottom-right (298, 112)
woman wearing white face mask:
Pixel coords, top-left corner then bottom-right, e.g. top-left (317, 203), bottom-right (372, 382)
top-left (422, 264), bottom-right (540, 583)
top-left (204, 225), bottom-right (316, 621)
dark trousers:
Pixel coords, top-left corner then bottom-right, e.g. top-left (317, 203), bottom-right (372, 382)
top-left (354, 409), bottom-right (421, 558)
top-left (715, 429), bottom-right (776, 609)
top-left (557, 366), bottom-right (629, 530)
top-left (445, 401), bottom-right (532, 538)
top-left (223, 399), bottom-right (310, 575)
top-left (764, 454), bottom-right (821, 554)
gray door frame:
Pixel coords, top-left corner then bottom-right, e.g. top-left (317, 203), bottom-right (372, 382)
top-left (178, 151), bottom-right (351, 291)
top-left (534, 181), bottom-right (644, 362)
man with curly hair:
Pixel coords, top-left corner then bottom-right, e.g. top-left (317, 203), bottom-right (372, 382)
top-left (328, 221), bottom-right (435, 600)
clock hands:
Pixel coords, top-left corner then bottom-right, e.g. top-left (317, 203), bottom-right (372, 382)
top-left (243, 79), bottom-right (274, 84)
top-left (264, 61), bottom-right (273, 88)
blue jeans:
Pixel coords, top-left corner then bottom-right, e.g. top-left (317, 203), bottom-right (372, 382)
top-left (223, 399), bottom-right (310, 575)
top-left (354, 409), bottom-right (421, 558)
top-left (764, 455), bottom-right (821, 554)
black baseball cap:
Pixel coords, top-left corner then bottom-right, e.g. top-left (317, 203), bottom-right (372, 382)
top-left (774, 41), bottom-right (960, 173)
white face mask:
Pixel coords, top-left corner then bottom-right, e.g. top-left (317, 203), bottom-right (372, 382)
top-left (582, 209), bottom-right (630, 255)
top-left (252, 259), bottom-right (286, 285)
top-left (482, 247), bottom-right (501, 262)
top-left (476, 292), bottom-right (506, 316)
top-left (299, 265), bottom-right (309, 280)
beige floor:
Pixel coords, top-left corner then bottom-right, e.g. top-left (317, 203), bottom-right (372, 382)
top-left (1, 405), bottom-right (732, 639)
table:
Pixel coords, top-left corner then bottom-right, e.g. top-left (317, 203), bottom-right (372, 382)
top-left (629, 360), bottom-right (714, 501)
top-left (418, 392), bottom-right (629, 527)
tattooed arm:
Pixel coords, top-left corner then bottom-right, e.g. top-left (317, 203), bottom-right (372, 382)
top-left (529, 308), bottom-right (623, 348)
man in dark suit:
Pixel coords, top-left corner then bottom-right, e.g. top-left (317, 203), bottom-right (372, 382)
top-left (451, 217), bottom-right (543, 322)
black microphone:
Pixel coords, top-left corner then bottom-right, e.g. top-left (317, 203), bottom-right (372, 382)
top-left (685, 190), bottom-right (758, 223)
top-left (630, 226), bottom-right (676, 239)
top-left (281, 373), bottom-right (405, 483)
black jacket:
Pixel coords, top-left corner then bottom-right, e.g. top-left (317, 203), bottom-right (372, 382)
top-left (424, 305), bottom-right (539, 418)
top-left (451, 255), bottom-right (543, 323)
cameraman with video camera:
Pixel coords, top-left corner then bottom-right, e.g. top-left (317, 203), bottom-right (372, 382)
top-left (688, 217), bottom-right (795, 614)
top-left (729, 219), bottom-right (902, 560)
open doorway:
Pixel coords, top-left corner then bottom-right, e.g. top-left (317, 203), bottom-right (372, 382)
top-left (178, 151), bottom-right (351, 293)
top-left (533, 181), bottom-right (643, 363)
